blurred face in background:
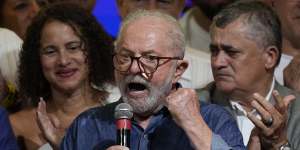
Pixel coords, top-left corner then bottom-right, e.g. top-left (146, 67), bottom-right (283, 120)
top-left (269, 0), bottom-right (300, 49)
top-left (0, 0), bottom-right (40, 39)
top-left (117, 0), bottom-right (186, 19)
top-left (194, 0), bottom-right (235, 20)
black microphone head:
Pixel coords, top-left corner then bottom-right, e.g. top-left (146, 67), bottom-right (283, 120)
top-left (114, 103), bottom-right (133, 119)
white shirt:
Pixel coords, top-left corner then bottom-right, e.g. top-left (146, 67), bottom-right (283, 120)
top-left (38, 143), bottom-right (53, 150)
top-left (230, 78), bottom-right (275, 145)
top-left (179, 7), bottom-right (211, 53)
top-left (179, 46), bottom-right (214, 89)
top-left (275, 53), bottom-right (293, 85)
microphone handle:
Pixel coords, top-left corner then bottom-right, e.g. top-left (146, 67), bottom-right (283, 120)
top-left (117, 128), bottom-right (130, 147)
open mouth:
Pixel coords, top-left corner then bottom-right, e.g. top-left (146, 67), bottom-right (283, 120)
top-left (126, 82), bottom-right (148, 98)
top-left (128, 82), bottom-right (147, 92)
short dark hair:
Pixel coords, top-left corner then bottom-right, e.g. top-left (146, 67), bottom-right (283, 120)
top-left (19, 2), bottom-right (114, 105)
top-left (211, 0), bottom-right (282, 66)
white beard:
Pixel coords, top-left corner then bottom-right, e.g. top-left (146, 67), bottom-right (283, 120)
top-left (118, 73), bottom-right (173, 116)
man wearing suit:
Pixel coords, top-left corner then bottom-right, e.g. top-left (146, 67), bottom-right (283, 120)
top-left (197, 1), bottom-right (300, 149)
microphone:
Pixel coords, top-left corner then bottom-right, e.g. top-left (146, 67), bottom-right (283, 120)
top-left (114, 103), bottom-right (133, 148)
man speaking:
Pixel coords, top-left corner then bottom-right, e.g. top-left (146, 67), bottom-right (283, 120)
top-left (61, 10), bottom-right (245, 150)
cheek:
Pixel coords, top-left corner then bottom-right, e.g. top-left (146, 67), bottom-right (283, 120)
top-left (2, 11), bottom-right (17, 26)
top-left (40, 58), bottom-right (54, 75)
top-left (114, 70), bottom-right (123, 83)
top-left (151, 65), bottom-right (175, 85)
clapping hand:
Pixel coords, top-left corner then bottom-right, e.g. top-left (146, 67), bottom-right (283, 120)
top-left (36, 98), bottom-right (65, 149)
top-left (247, 90), bottom-right (295, 149)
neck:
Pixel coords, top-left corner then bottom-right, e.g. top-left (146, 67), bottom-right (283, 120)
top-left (134, 115), bottom-right (152, 130)
top-left (229, 75), bottom-right (274, 108)
top-left (47, 85), bottom-right (102, 116)
top-left (282, 37), bottom-right (300, 56)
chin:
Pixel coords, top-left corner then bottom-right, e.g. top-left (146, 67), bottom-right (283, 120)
top-left (55, 82), bottom-right (83, 92)
top-left (216, 82), bottom-right (235, 94)
top-left (122, 95), bottom-right (160, 116)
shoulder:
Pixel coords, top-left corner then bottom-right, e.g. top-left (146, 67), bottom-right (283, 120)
top-left (200, 102), bottom-right (233, 122)
top-left (66, 101), bottom-right (120, 133)
top-left (76, 101), bottom-right (118, 121)
top-left (9, 107), bottom-right (38, 136)
top-left (200, 103), bottom-right (245, 149)
top-left (0, 107), bottom-right (9, 125)
top-left (200, 102), bottom-right (238, 134)
top-left (0, 107), bottom-right (19, 150)
top-left (9, 107), bottom-right (36, 124)
top-left (0, 107), bottom-right (6, 116)
top-left (62, 102), bottom-right (120, 150)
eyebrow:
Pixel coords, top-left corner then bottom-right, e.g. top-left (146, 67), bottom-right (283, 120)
top-left (210, 44), bottom-right (237, 51)
top-left (118, 47), bottom-right (157, 56)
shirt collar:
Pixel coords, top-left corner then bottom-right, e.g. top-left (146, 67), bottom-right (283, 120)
top-left (230, 78), bottom-right (275, 116)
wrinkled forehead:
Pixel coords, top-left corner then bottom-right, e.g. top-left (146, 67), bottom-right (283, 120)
top-left (211, 17), bottom-right (256, 42)
top-left (118, 17), bottom-right (174, 55)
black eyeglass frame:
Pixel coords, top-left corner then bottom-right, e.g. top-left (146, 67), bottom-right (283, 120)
top-left (113, 53), bottom-right (183, 79)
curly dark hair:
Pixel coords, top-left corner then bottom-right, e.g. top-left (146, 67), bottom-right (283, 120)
top-left (19, 2), bottom-right (114, 106)
top-left (0, 0), bottom-right (6, 25)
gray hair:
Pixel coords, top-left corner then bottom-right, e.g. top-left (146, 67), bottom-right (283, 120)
top-left (115, 9), bottom-right (185, 57)
top-left (0, 28), bottom-right (22, 89)
top-left (211, 0), bottom-right (282, 66)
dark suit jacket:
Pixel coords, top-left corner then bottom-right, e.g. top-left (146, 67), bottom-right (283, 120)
top-left (197, 81), bottom-right (300, 149)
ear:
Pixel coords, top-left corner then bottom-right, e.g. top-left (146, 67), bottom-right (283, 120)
top-left (263, 46), bottom-right (279, 70)
top-left (172, 59), bottom-right (188, 84)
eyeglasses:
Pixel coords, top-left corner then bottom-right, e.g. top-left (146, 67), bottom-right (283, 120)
top-left (113, 53), bottom-right (182, 78)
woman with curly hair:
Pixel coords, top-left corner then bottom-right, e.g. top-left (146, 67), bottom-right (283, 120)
top-left (9, 3), bottom-right (114, 150)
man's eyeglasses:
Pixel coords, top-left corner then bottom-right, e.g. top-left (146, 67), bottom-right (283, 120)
top-left (113, 53), bottom-right (182, 79)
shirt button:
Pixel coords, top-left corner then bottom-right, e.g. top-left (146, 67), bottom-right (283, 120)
top-left (143, 134), bottom-right (148, 139)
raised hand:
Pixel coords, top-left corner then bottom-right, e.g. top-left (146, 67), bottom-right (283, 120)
top-left (164, 88), bottom-right (200, 125)
top-left (247, 90), bottom-right (295, 149)
top-left (36, 98), bottom-right (65, 149)
top-left (163, 88), bottom-right (212, 150)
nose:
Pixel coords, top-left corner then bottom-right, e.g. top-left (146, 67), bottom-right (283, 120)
top-left (128, 58), bottom-right (142, 74)
top-left (57, 51), bottom-right (71, 67)
top-left (28, 1), bottom-right (40, 19)
top-left (211, 51), bottom-right (228, 69)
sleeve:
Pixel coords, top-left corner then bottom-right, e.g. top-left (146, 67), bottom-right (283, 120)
top-left (60, 117), bottom-right (79, 150)
top-left (0, 108), bottom-right (19, 150)
top-left (201, 103), bottom-right (246, 150)
top-left (211, 133), bottom-right (232, 150)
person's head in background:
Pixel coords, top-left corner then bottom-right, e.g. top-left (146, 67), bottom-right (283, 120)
top-left (193, 0), bottom-right (236, 20)
top-left (19, 2), bottom-right (114, 106)
top-left (263, 0), bottom-right (300, 56)
top-left (116, 0), bottom-right (186, 19)
top-left (0, 0), bottom-right (40, 40)
top-left (45, 0), bottom-right (96, 12)
top-left (0, 28), bottom-right (22, 110)
top-left (210, 0), bottom-right (281, 97)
